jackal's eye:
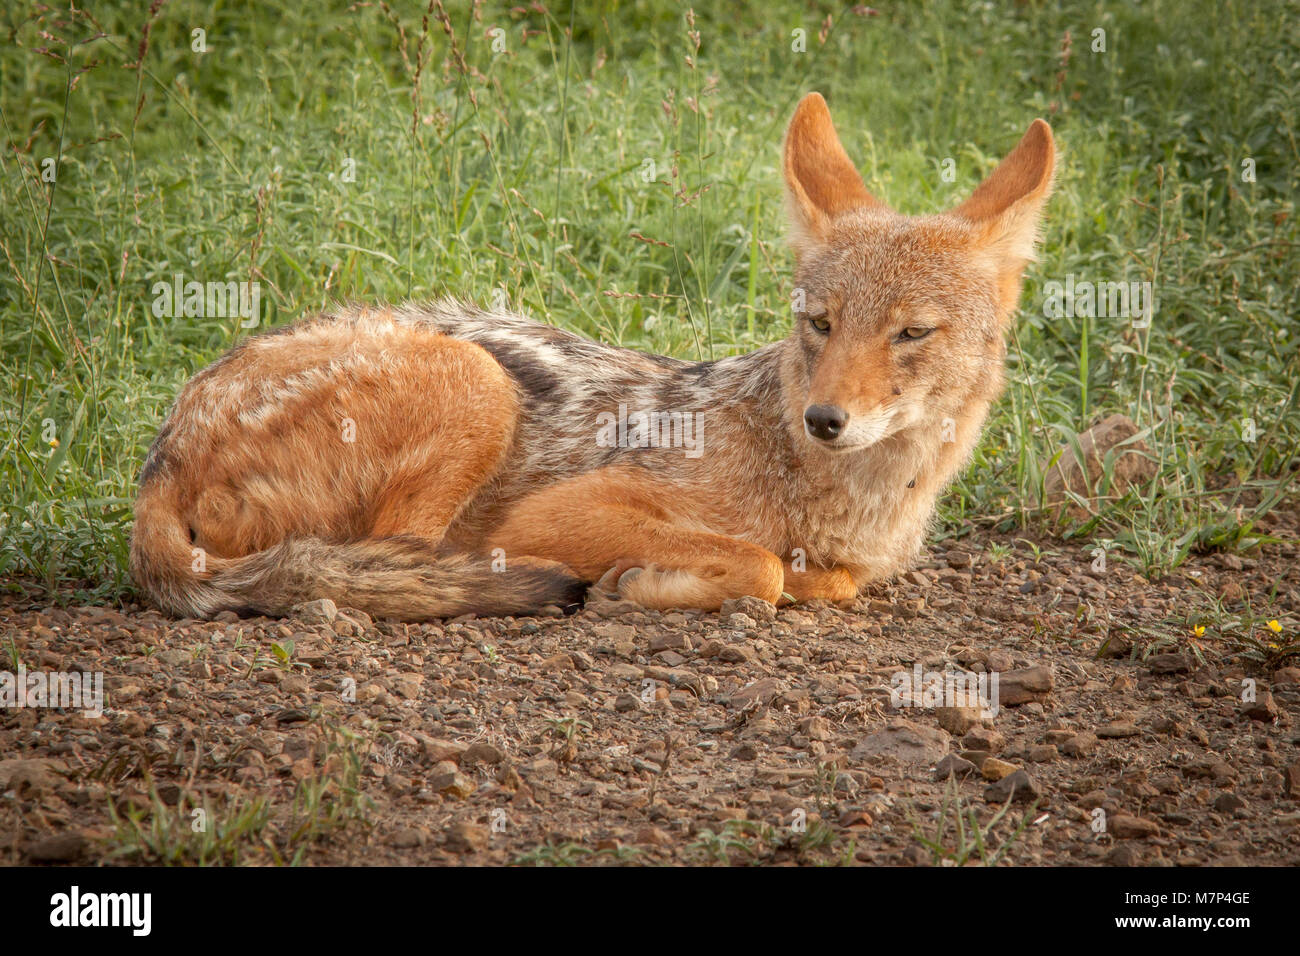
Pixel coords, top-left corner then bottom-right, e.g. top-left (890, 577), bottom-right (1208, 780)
top-left (897, 326), bottom-right (934, 342)
top-left (806, 313), bottom-right (831, 334)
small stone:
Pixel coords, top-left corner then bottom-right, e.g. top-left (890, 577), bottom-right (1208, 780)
top-left (799, 716), bottom-right (833, 741)
top-left (634, 825), bottom-right (671, 846)
top-left (24, 832), bottom-right (86, 863)
top-left (945, 550), bottom-right (973, 569)
top-left (1097, 721), bottom-right (1141, 739)
top-left (1213, 792), bottom-right (1246, 813)
top-left (729, 677), bottom-right (786, 708)
top-left (719, 644), bottom-right (757, 663)
top-left (1106, 844), bottom-right (1140, 866)
top-left (649, 632), bottom-right (688, 652)
top-left (291, 598), bottom-right (337, 625)
top-left (391, 674), bottom-right (423, 700)
top-left (1147, 653), bottom-right (1191, 675)
top-left (981, 757), bottom-right (1019, 781)
top-left (838, 809), bottom-right (873, 828)
top-left (420, 738), bottom-right (466, 764)
top-left (1042, 413), bottom-right (1157, 507)
top-left (1110, 814), bottom-right (1160, 839)
top-left (1243, 692), bottom-right (1278, 722)
top-left (461, 742), bottom-right (504, 767)
top-left (933, 754), bottom-right (977, 781)
top-left (852, 720), bottom-right (950, 767)
top-left (431, 771), bottom-right (475, 799)
top-left (536, 653), bottom-right (574, 671)
top-left (962, 727), bottom-right (1006, 753)
top-left (1284, 763), bottom-right (1300, 798)
top-left (720, 596), bottom-right (777, 621)
top-left (444, 821), bottom-right (489, 853)
top-left (984, 769), bottom-right (1041, 804)
top-left (936, 706), bottom-right (984, 736)
top-left (997, 666), bottom-right (1054, 705)
top-left (389, 827), bottom-right (427, 848)
top-left (1062, 732), bottom-right (1099, 757)
top-left (1027, 744), bottom-right (1059, 763)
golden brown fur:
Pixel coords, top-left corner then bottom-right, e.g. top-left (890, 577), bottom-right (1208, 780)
top-left (131, 93), bottom-right (1054, 620)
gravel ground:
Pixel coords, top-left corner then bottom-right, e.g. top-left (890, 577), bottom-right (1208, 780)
top-left (3, 520), bottom-right (1299, 867)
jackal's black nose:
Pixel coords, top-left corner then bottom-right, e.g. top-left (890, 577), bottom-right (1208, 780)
top-left (804, 404), bottom-right (848, 441)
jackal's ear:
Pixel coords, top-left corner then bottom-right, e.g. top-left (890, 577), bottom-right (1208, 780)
top-left (955, 119), bottom-right (1055, 301)
top-left (783, 93), bottom-right (882, 257)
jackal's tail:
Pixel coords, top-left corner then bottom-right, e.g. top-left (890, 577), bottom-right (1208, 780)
top-left (129, 484), bottom-right (587, 621)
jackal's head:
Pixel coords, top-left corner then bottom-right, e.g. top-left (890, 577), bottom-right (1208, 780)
top-left (780, 93), bottom-right (1054, 454)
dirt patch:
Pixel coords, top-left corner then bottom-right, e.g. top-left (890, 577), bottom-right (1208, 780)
top-left (2, 529), bottom-right (1299, 866)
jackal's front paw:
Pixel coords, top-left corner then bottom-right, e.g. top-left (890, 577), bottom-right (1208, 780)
top-left (594, 561), bottom-right (717, 611)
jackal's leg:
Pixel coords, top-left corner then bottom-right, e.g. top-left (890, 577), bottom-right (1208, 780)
top-left (487, 467), bottom-right (784, 610)
top-left (780, 561), bottom-right (857, 604)
top-left (366, 342), bottom-right (520, 542)
top-left (190, 333), bottom-right (519, 557)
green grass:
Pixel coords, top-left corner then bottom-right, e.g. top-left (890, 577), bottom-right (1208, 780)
top-left (2, 0), bottom-right (1296, 603)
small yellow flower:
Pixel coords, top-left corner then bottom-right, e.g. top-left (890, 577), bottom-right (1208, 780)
top-left (1192, 625), bottom-right (1206, 638)
top-left (1267, 619), bottom-right (1283, 633)
top-left (48, 438), bottom-right (59, 448)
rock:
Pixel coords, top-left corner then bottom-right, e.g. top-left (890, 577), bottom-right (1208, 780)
top-left (1272, 667), bottom-right (1300, 687)
top-left (1027, 744), bottom-right (1059, 763)
top-left (291, 598), bottom-right (338, 625)
top-left (936, 706), bottom-right (984, 736)
top-left (420, 738), bottom-right (466, 764)
top-left (1061, 732), bottom-right (1099, 757)
top-left (444, 821), bottom-right (488, 853)
top-left (1106, 844), bottom-right (1140, 866)
top-left (391, 674), bottom-right (423, 700)
top-left (944, 550), bottom-right (974, 569)
top-left (0, 758), bottom-right (66, 796)
top-left (388, 827), bottom-right (427, 848)
top-left (430, 770), bottom-right (475, 799)
top-left (799, 716), bottom-right (833, 741)
top-left (634, 825), bottom-right (672, 846)
top-left (1284, 763), bottom-right (1300, 799)
top-left (729, 677), bottom-right (786, 708)
top-left (461, 742), bottom-right (504, 767)
top-left (1110, 814), bottom-right (1160, 839)
top-left (24, 832), bottom-right (86, 863)
top-left (719, 644), bottom-right (757, 663)
top-left (1243, 692), bottom-right (1278, 722)
top-left (838, 809), bottom-right (873, 828)
top-left (1148, 653), bottom-right (1191, 675)
top-left (985, 649), bottom-right (1015, 673)
top-left (613, 693), bottom-right (642, 713)
top-left (649, 632), bottom-right (689, 652)
top-left (984, 770), bottom-right (1041, 804)
top-left (720, 596), bottom-right (776, 621)
top-left (1213, 792), bottom-right (1246, 813)
top-left (962, 727), bottom-right (1006, 753)
top-left (981, 757), bottom-right (1019, 781)
top-left (997, 666), bottom-right (1055, 705)
top-left (1042, 413), bottom-right (1156, 507)
top-left (852, 720), bottom-right (949, 767)
top-left (536, 652), bottom-right (574, 671)
top-left (1096, 721), bottom-right (1141, 739)
top-left (933, 754), bottom-right (977, 780)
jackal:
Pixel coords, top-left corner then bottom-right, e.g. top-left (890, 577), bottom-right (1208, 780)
top-left (131, 93), bottom-right (1054, 619)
